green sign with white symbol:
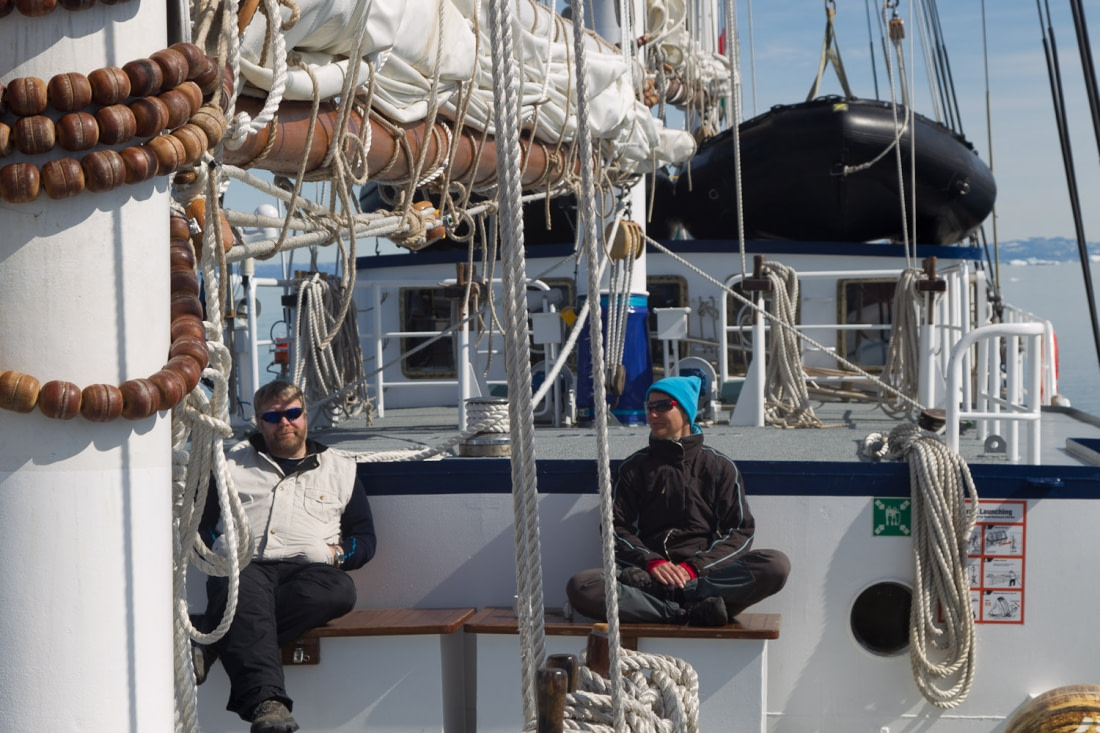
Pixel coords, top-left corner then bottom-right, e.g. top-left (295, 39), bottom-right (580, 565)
top-left (873, 498), bottom-right (911, 536)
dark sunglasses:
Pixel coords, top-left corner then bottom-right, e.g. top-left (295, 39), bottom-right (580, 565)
top-left (645, 399), bottom-right (679, 414)
top-left (259, 407), bottom-right (304, 424)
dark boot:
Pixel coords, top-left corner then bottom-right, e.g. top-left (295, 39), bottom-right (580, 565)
top-left (683, 596), bottom-right (729, 627)
top-left (250, 700), bottom-right (300, 733)
top-left (191, 640), bottom-right (218, 686)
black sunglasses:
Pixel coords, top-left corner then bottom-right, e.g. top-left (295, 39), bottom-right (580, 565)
top-left (645, 399), bottom-right (679, 414)
top-left (259, 407), bottom-right (305, 424)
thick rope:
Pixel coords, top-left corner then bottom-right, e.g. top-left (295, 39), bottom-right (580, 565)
top-left (871, 423), bottom-right (980, 709)
top-left (566, 0), bottom-right (628, 729)
top-left (760, 262), bottom-right (823, 428)
top-left (878, 268), bottom-right (926, 419)
top-left (486, 0), bottom-right (548, 722)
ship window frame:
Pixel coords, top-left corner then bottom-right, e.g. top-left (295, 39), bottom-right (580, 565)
top-left (646, 274), bottom-right (690, 376)
top-left (398, 286), bottom-right (458, 380)
top-left (725, 278), bottom-right (801, 377)
top-left (835, 277), bottom-right (897, 374)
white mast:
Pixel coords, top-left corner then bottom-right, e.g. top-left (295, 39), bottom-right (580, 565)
top-left (0, 6), bottom-right (174, 730)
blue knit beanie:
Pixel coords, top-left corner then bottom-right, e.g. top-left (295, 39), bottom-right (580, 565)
top-left (646, 375), bottom-right (702, 428)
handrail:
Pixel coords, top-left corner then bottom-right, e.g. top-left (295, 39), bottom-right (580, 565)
top-left (945, 322), bottom-right (1044, 464)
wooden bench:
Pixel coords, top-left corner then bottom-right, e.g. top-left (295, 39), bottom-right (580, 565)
top-left (198, 608), bottom-right (474, 733)
top-left (465, 607), bottom-right (781, 733)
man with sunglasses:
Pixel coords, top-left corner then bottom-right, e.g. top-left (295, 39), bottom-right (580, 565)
top-left (567, 375), bottom-right (789, 626)
top-left (193, 380), bottom-right (376, 733)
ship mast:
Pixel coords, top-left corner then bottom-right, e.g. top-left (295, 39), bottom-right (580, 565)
top-left (0, 5), bottom-right (175, 730)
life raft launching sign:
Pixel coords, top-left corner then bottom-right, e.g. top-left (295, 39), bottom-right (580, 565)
top-left (967, 500), bottom-right (1027, 624)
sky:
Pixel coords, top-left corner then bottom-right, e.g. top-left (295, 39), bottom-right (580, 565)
top-left (224, 0), bottom-right (1100, 248)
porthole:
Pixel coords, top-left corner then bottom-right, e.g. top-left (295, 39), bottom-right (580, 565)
top-left (850, 581), bottom-right (911, 656)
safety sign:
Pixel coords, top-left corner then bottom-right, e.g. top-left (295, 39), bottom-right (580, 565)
top-left (967, 500), bottom-right (1026, 624)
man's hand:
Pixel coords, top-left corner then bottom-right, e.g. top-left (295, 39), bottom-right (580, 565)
top-left (650, 561), bottom-right (693, 588)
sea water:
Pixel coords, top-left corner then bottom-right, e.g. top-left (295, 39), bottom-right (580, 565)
top-left (242, 259), bottom-right (1100, 417)
top-left (999, 261), bottom-right (1100, 416)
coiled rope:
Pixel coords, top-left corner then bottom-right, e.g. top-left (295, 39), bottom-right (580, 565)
top-left (866, 423), bottom-right (979, 709)
top-left (878, 268), bottom-right (926, 419)
top-left (522, 650), bottom-right (700, 733)
top-left (760, 261), bottom-right (823, 428)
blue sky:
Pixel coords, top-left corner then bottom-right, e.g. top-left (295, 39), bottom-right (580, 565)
top-left (226, 1), bottom-right (1100, 247)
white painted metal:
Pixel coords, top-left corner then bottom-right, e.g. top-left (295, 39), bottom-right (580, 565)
top-left (0, 7), bottom-right (173, 731)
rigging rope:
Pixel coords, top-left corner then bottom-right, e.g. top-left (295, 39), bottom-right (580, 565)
top-left (867, 423), bottom-right (979, 709)
top-left (760, 262), bottom-right (823, 428)
top-left (878, 268), bottom-right (926, 419)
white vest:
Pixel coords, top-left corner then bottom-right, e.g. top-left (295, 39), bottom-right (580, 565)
top-left (217, 439), bottom-right (357, 564)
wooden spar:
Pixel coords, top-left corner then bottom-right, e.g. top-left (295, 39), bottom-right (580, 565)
top-left (223, 97), bottom-right (574, 190)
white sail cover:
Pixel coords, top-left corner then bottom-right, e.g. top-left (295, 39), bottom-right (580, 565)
top-left (237, 0), bottom-right (698, 173)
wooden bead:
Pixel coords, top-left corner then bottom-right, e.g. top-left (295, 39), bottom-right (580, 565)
top-left (0, 163), bottom-right (40, 203)
top-left (170, 266), bottom-right (200, 297)
top-left (193, 57), bottom-right (221, 97)
top-left (56, 112), bottom-right (100, 151)
top-left (185, 196), bottom-right (235, 252)
top-left (6, 77), bottom-right (48, 116)
top-left (173, 124), bottom-right (208, 165)
top-left (41, 157), bottom-right (85, 200)
top-left (149, 369), bottom-right (187, 410)
top-left (81, 149), bottom-right (125, 193)
top-left (123, 58), bottom-right (164, 98)
top-left (131, 96), bottom-right (170, 138)
top-left (95, 104), bottom-right (137, 145)
top-left (170, 314), bottom-right (205, 342)
top-left (0, 370), bottom-right (40, 413)
top-left (169, 212), bottom-right (192, 242)
top-left (0, 122), bottom-right (12, 157)
top-left (59, 0), bottom-right (96, 8)
top-left (38, 380), bottom-right (82, 420)
top-left (165, 355), bottom-right (203, 392)
top-left (172, 170), bottom-right (197, 187)
top-left (13, 115), bottom-right (56, 155)
top-left (170, 244), bottom-right (196, 270)
top-left (119, 144), bottom-right (159, 184)
top-left (171, 42), bottom-right (208, 79)
top-left (151, 49), bottom-right (190, 90)
top-left (119, 378), bottom-right (160, 420)
top-left (148, 133), bottom-right (186, 174)
top-left (80, 383), bottom-right (124, 422)
top-left (88, 66), bottom-right (131, 106)
top-left (169, 335), bottom-right (209, 367)
top-left (174, 81), bottom-right (203, 115)
top-left (189, 105), bottom-right (226, 147)
top-left (159, 89), bottom-right (194, 130)
top-left (47, 72), bottom-right (92, 112)
top-left (170, 291), bottom-right (204, 321)
top-left (16, 0), bottom-right (58, 14)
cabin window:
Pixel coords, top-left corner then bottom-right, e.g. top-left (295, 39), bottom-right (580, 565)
top-left (850, 581), bottom-right (911, 656)
top-left (399, 287), bottom-right (457, 378)
top-left (836, 279), bottom-right (895, 371)
top-left (646, 275), bottom-right (689, 375)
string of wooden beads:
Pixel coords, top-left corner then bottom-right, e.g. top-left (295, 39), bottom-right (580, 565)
top-left (0, 44), bottom-right (227, 201)
top-left (0, 0), bottom-right (135, 20)
top-left (0, 210), bottom-right (210, 421)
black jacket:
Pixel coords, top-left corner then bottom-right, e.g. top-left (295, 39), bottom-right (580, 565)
top-left (612, 432), bottom-right (754, 576)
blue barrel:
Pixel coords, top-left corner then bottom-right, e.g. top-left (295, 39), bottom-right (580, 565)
top-left (576, 294), bottom-right (653, 426)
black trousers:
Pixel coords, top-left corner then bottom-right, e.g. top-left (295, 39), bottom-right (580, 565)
top-left (566, 549), bottom-right (790, 623)
top-left (204, 560), bottom-right (357, 719)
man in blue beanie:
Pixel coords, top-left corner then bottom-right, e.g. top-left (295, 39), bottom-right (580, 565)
top-left (566, 375), bottom-right (789, 626)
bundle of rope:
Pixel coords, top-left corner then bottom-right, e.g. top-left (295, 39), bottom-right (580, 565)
top-left (866, 422), bottom-right (979, 709)
top-left (878, 268), bottom-right (926, 419)
top-left (522, 649), bottom-right (701, 733)
top-left (291, 272), bottom-right (372, 426)
top-left (761, 261), bottom-right (822, 428)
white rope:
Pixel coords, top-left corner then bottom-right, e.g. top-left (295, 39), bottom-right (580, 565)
top-left (521, 648), bottom-right (700, 733)
top-left (760, 262), bottom-right (823, 428)
top-left (486, 0), bottom-right (548, 723)
top-left (870, 423), bottom-right (979, 708)
top-left (225, 0), bottom-right (290, 149)
top-left (290, 273), bottom-right (371, 425)
top-left (878, 268), bottom-right (926, 419)
top-left (566, 0), bottom-right (629, 729)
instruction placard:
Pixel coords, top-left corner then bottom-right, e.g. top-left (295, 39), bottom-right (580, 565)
top-left (967, 500), bottom-right (1027, 624)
